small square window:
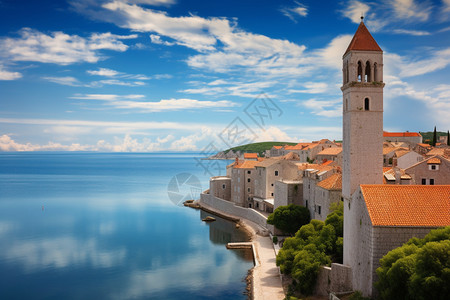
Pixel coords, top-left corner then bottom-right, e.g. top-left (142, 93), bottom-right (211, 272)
top-left (222, 184), bottom-right (226, 189)
top-left (422, 178), bottom-right (426, 185)
top-left (275, 171), bottom-right (279, 176)
top-left (247, 170), bottom-right (251, 174)
top-left (271, 193), bottom-right (274, 196)
top-left (247, 178), bottom-right (251, 182)
top-left (430, 179), bottom-right (435, 185)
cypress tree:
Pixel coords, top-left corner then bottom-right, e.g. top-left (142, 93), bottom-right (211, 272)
top-left (447, 130), bottom-right (449, 146)
top-left (432, 126), bottom-right (437, 146)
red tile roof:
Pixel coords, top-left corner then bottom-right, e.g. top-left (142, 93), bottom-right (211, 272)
top-left (234, 160), bottom-right (260, 169)
top-left (317, 173), bottom-right (342, 191)
top-left (383, 131), bottom-right (421, 137)
top-left (361, 185), bottom-right (450, 227)
top-left (317, 147), bottom-right (342, 156)
top-left (427, 157), bottom-right (441, 164)
top-left (244, 153), bottom-right (258, 159)
top-left (345, 21), bottom-right (382, 55)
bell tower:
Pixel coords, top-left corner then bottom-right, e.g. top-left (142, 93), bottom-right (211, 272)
top-left (342, 18), bottom-right (384, 266)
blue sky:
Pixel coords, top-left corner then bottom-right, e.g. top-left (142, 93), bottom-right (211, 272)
top-left (0, 0), bottom-right (449, 152)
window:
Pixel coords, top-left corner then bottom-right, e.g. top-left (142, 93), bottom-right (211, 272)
top-left (305, 200), bottom-right (308, 208)
top-left (247, 170), bottom-right (251, 174)
top-left (249, 203), bottom-right (252, 208)
top-left (222, 184), bottom-right (226, 189)
top-left (430, 179), bottom-right (435, 185)
top-left (271, 193), bottom-right (274, 196)
top-left (429, 164), bottom-right (439, 170)
top-left (271, 183), bottom-right (274, 186)
top-left (364, 98), bottom-right (370, 111)
top-left (318, 205), bottom-right (321, 215)
top-left (248, 188), bottom-right (250, 192)
top-left (422, 178), bottom-right (426, 185)
top-left (247, 178), bottom-right (251, 183)
top-left (275, 170), bottom-right (279, 176)
top-left (431, 165), bottom-right (436, 170)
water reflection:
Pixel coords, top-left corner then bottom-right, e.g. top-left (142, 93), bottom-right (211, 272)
top-left (0, 153), bottom-right (253, 300)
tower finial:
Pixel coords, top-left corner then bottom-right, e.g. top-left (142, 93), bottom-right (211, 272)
top-left (361, 13), bottom-right (364, 22)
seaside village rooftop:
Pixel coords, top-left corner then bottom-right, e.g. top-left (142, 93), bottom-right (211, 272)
top-left (198, 18), bottom-right (450, 299)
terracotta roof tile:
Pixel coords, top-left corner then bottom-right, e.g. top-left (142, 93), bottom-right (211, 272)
top-left (244, 153), bottom-right (258, 159)
top-left (317, 173), bottom-right (342, 190)
top-left (384, 131), bottom-right (421, 137)
top-left (345, 21), bottom-right (382, 55)
top-left (361, 185), bottom-right (450, 227)
top-left (427, 157), bottom-right (441, 164)
top-left (317, 147), bottom-right (342, 156)
top-left (234, 160), bottom-right (260, 169)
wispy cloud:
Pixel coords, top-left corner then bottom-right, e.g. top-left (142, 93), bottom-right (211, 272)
top-left (392, 29), bottom-right (431, 36)
top-left (71, 94), bottom-right (239, 112)
top-left (281, 2), bottom-right (308, 23)
top-left (302, 98), bottom-right (342, 117)
top-left (0, 65), bottom-right (22, 80)
top-left (0, 28), bottom-right (136, 65)
top-left (43, 76), bottom-right (82, 86)
top-left (391, 0), bottom-right (432, 22)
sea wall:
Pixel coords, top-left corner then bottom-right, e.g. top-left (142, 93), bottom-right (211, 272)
top-left (200, 192), bottom-right (273, 232)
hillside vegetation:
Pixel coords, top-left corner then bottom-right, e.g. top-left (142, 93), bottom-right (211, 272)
top-left (224, 141), bottom-right (297, 156)
top-left (420, 131), bottom-right (447, 143)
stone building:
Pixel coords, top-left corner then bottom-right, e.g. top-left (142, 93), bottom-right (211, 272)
top-left (383, 131), bottom-right (422, 145)
top-left (405, 155), bottom-right (450, 185)
top-left (392, 149), bottom-right (423, 169)
top-left (341, 19), bottom-right (450, 298)
top-left (348, 185), bottom-right (449, 296)
top-left (315, 147), bottom-right (342, 165)
top-left (230, 160), bottom-right (259, 207)
top-left (209, 176), bottom-right (231, 201)
top-left (313, 173), bottom-right (342, 221)
top-left (274, 179), bottom-right (303, 209)
top-left (253, 159), bottom-right (299, 211)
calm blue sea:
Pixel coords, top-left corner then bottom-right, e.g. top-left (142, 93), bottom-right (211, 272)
top-left (0, 152), bottom-right (252, 300)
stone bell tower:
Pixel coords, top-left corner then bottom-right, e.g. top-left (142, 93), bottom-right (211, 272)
top-left (342, 18), bottom-right (384, 265)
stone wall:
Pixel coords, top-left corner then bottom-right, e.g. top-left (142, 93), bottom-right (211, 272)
top-left (200, 192), bottom-right (273, 232)
top-left (315, 263), bottom-right (352, 296)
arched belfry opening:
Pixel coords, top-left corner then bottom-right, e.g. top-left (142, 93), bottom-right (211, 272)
top-left (357, 61), bottom-right (363, 82)
top-left (364, 97), bottom-right (370, 110)
top-left (374, 62), bottom-right (378, 82)
top-left (365, 61), bottom-right (371, 82)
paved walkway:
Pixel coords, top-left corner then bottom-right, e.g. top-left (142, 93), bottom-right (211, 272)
top-left (252, 235), bottom-right (285, 300)
top-left (197, 202), bottom-right (285, 300)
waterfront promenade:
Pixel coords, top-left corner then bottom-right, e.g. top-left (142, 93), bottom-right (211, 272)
top-left (198, 201), bottom-right (285, 300)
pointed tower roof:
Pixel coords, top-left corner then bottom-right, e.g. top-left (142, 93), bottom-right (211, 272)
top-left (344, 20), bottom-right (382, 55)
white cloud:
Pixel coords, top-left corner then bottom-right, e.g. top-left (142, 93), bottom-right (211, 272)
top-left (0, 65), bottom-right (22, 80)
top-left (288, 82), bottom-right (328, 94)
top-left (314, 34), bottom-right (353, 70)
top-left (126, 0), bottom-right (175, 5)
top-left (71, 94), bottom-right (239, 112)
top-left (385, 48), bottom-right (450, 77)
top-left (43, 76), bottom-right (82, 86)
top-left (281, 2), bottom-right (308, 22)
top-left (150, 34), bottom-right (174, 46)
top-left (391, 0), bottom-right (431, 22)
top-left (87, 67), bottom-right (120, 76)
top-left (0, 28), bottom-right (136, 65)
top-left (302, 98), bottom-right (342, 117)
top-left (342, 0), bottom-right (370, 24)
top-left (392, 29), bottom-right (431, 36)
top-left (100, 1), bottom-right (307, 77)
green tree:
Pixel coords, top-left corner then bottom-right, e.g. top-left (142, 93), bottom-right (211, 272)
top-left (447, 130), bottom-right (449, 146)
top-left (376, 227), bottom-right (450, 300)
top-left (267, 204), bottom-right (310, 235)
top-left (432, 126), bottom-right (437, 146)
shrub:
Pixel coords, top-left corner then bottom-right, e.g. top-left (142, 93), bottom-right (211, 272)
top-left (267, 204), bottom-right (310, 235)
